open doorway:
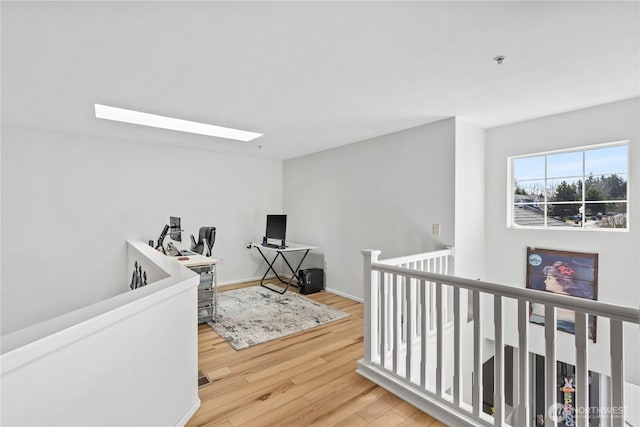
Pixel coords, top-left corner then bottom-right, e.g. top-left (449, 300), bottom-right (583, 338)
top-left (483, 349), bottom-right (601, 426)
top-left (532, 355), bottom-right (600, 426)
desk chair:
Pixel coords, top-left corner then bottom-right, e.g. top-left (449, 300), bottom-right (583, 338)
top-left (190, 227), bottom-right (216, 257)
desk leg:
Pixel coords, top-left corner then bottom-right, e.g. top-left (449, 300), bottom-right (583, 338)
top-left (282, 249), bottom-right (310, 291)
top-left (256, 248), bottom-right (287, 285)
top-left (259, 249), bottom-right (310, 295)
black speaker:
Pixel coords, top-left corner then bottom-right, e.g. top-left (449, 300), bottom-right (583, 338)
top-left (298, 268), bottom-right (324, 295)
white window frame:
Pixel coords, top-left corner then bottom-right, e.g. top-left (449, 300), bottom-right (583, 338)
top-left (507, 140), bottom-right (629, 231)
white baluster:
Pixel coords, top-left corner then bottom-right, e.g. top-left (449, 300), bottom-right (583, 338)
top-left (393, 274), bottom-right (399, 374)
top-left (517, 300), bottom-right (530, 427)
top-left (545, 305), bottom-right (557, 427)
top-left (420, 279), bottom-right (427, 389)
top-left (494, 295), bottom-right (504, 426)
top-left (473, 290), bottom-right (483, 417)
top-left (413, 270), bottom-right (420, 342)
top-left (436, 282), bottom-right (443, 397)
top-left (610, 319), bottom-right (624, 427)
top-left (444, 255), bottom-right (451, 324)
top-left (380, 272), bottom-right (386, 369)
top-left (430, 272), bottom-right (436, 332)
top-left (453, 286), bottom-right (461, 406)
top-left (574, 311), bottom-right (588, 427)
top-left (406, 276), bottom-right (413, 382)
top-left (416, 280), bottom-right (421, 337)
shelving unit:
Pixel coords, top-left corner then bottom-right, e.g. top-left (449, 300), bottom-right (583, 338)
top-left (174, 254), bottom-right (218, 324)
top-left (192, 264), bottom-right (216, 324)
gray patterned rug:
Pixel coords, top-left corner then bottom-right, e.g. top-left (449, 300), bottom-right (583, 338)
top-left (208, 286), bottom-right (350, 350)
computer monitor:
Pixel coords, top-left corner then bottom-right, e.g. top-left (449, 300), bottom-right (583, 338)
top-left (265, 214), bottom-right (286, 245)
top-left (169, 216), bottom-right (182, 242)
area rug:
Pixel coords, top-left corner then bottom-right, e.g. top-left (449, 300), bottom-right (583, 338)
top-left (208, 286), bottom-right (350, 350)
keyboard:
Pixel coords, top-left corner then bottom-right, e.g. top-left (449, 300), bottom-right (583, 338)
top-left (262, 243), bottom-right (285, 249)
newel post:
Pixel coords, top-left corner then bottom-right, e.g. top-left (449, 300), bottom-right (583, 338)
top-left (362, 249), bottom-right (381, 364)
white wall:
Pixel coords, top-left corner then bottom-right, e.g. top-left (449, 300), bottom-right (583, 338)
top-left (454, 119), bottom-right (486, 404)
top-left (454, 119), bottom-right (486, 280)
top-left (484, 97), bottom-right (640, 382)
top-left (1, 127), bottom-right (282, 335)
top-left (283, 118), bottom-right (456, 301)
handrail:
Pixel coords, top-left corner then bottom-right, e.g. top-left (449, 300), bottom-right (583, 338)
top-left (372, 262), bottom-right (640, 324)
top-left (378, 248), bottom-right (453, 266)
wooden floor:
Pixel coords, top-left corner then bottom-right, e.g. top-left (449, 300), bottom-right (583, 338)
top-left (187, 280), bottom-right (446, 427)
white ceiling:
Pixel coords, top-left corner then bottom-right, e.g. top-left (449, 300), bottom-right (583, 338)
top-left (2, 1), bottom-right (638, 160)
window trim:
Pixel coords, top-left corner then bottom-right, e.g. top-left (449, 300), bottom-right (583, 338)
top-left (507, 140), bottom-right (630, 232)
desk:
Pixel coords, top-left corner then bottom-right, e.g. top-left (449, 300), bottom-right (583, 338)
top-left (250, 243), bottom-right (317, 294)
top-left (174, 252), bottom-right (218, 323)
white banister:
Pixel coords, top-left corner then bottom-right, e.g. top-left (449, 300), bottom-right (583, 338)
top-left (370, 264), bottom-right (638, 324)
top-left (358, 248), bottom-right (640, 427)
top-left (378, 249), bottom-right (453, 266)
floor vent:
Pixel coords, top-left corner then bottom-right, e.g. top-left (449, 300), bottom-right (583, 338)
top-left (198, 370), bottom-right (211, 387)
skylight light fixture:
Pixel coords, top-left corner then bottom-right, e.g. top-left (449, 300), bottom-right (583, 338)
top-left (94, 104), bottom-right (262, 142)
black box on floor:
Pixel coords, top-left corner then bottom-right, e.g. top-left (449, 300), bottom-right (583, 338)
top-left (298, 268), bottom-right (324, 295)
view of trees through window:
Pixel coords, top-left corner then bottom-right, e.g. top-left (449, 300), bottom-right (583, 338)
top-left (511, 143), bottom-right (628, 229)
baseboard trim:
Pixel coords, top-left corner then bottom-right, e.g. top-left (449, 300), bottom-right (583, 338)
top-left (217, 275), bottom-right (274, 287)
top-left (175, 398), bottom-right (200, 427)
top-left (217, 276), bottom-right (363, 303)
top-left (325, 287), bottom-right (363, 303)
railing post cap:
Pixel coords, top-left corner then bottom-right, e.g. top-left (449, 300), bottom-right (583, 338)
top-left (361, 249), bottom-right (382, 256)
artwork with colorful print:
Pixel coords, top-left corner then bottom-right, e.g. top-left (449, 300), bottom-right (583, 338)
top-left (526, 247), bottom-right (598, 342)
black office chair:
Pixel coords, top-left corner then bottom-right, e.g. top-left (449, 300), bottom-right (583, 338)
top-left (190, 227), bottom-right (216, 257)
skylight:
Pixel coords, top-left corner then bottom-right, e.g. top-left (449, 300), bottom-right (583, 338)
top-left (94, 104), bottom-right (262, 142)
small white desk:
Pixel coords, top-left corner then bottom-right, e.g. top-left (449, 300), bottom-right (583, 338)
top-left (174, 252), bottom-right (218, 323)
top-left (249, 242), bottom-right (317, 294)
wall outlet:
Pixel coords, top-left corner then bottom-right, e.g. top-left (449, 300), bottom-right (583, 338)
top-left (324, 261), bottom-right (328, 269)
top-left (432, 224), bottom-right (440, 236)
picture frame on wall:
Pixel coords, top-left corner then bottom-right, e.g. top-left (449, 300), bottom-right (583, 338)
top-left (526, 247), bottom-right (598, 342)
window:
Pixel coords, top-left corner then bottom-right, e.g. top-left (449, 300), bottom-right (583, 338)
top-left (510, 141), bottom-right (629, 230)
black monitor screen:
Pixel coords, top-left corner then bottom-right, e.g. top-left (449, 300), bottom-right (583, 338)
top-left (169, 216), bottom-right (182, 242)
top-left (265, 214), bottom-right (286, 241)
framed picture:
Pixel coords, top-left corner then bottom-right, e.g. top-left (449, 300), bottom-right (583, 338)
top-left (526, 247), bottom-right (598, 342)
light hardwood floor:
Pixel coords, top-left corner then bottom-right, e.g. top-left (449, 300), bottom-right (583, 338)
top-left (187, 280), bottom-right (446, 427)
